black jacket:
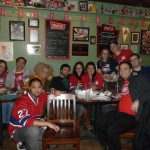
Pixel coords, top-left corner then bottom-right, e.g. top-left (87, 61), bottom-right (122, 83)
top-left (119, 74), bottom-right (150, 120)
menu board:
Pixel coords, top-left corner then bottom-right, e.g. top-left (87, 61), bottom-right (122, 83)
top-left (97, 24), bottom-right (120, 57)
top-left (45, 19), bottom-right (70, 59)
top-left (140, 30), bottom-right (150, 54)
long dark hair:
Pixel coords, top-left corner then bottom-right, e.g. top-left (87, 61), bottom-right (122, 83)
top-left (73, 61), bottom-right (85, 80)
top-left (0, 59), bottom-right (8, 71)
top-left (100, 47), bottom-right (111, 62)
top-left (85, 62), bottom-right (96, 82)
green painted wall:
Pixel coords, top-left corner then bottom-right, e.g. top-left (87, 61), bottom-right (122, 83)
top-left (0, 2), bottom-right (150, 75)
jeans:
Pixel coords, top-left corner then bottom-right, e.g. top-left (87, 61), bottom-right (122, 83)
top-left (76, 103), bottom-right (84, 119)
top-left (94, 109), bottom-right (137, 150)
top-left (13, 126), bottom-right (45, 150)
top-left (2, 102), bottom-right (14, 123)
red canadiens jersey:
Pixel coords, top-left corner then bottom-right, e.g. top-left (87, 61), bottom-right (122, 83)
top-left (8, 92), bottom-right (47, 138)
top-left (114, 49), bottom-right (133, 64)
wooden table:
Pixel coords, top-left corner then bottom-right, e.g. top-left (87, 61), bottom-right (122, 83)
top-left (76, 96), bottom-right (119, 128)
top-left (0, 95), bottom-right (18, 146)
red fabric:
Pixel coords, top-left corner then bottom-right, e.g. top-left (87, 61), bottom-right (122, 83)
top-left (14, 72), bottom-right (24, 89)
top-left (114, 49), bottom-right (133, 64)
top-left (118, 80), bottom-right (136, 116)
top-left (0, 71), bottom-right (8, 88)
top-left (81, 72), bottom-right (103, 90)
top-left (8, 92), bottom-right (47, 138)
top-left (69, 74), bottom-right (82, 87)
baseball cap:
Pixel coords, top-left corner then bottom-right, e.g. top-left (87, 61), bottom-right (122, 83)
top-left (110, 40), bottom-right (118, 45)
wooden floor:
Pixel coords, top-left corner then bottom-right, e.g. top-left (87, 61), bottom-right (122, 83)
top-left (0, 125), bottom-right (132, 150)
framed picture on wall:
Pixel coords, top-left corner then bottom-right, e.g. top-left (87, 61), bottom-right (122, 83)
top-left (120, 44), bottom-right (129, 50)
top-left (90, 36), bottom-right (96, 44)
top-left (73, 27), bottom-right (89, 41)
top-left (9, 21), bottom-right (25, 41)
top-left (79, 1), bottom-right (88, 11)
top-left (29, 28), bottom-right (39, 44)
top-left (72, 44), bottom-right (88, 56)
top-left (131, 32), bottom-right (140, 44)
top-left (28, 19), bottom-right (39, 28)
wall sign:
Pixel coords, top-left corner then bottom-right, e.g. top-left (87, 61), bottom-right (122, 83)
top-left (45, 19), bottom-right (70, 59)
top-left (97, 24), bottom-right (120, 57)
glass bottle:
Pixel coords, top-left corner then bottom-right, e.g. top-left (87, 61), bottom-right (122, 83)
top-left (101, 4), bottom-right (104, 13)
top-left (93, 2), bottom-right (96, 12)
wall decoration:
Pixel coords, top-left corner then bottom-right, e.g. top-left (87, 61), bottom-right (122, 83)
top-left (120, 44), bottom-right (129, 50)
top-left (0, 42), bottom-right (14, 61)
top-left (122, 27), bottom-right (130, 43)
top-left (97, 24), bottom-right (120, 57)
top-left (90, 36), bottom-right (96, 44)
top-left (9, 21), bottom-right (25, 41)
top-left (140, 30), bottom-right (150, 54)
top-left (68, 1), bottom-right (78, 11)
top-left (29, 28), bottom-right (39, 43)
top-left (131, 32), bottom-right (140, 44)
top-left (72, 44), bottom-right (88, 56)
top-left (28, 19), bottom-right (39, 28)
top-left (131, 45), bottom-right (138, 53)
top-left (27, 44), bottom-right (41, 55)
top-left (45, 19), bottom-right (70, 59)
top-left (73, 27), bottom-right (89, 41)
top-left (79, 1), bottom-right (88, 11)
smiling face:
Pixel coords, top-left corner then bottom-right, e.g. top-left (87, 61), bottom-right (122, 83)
top-left (110, 43), bottom-right (119, 54)
top-left (86, 65), bottom-right (95, 76)
top-left (0, 62), bottom-right (6, 75)
top-left (29, 80), bottom-right (42, 98)
top-left (101, 49), bottom-right (109, 61)
top-left (119, 63), bottom-right (132, 80)
top-left (40, 67), bottom-right (49, 79)
top-left (130, 55), bottom-right (141, 69)
top-left (61, 67), bottom-right (70, 77)
top-left (16, 58), bottom-right (26, 72)
top-left (75, 64), bottom-right (83, 76)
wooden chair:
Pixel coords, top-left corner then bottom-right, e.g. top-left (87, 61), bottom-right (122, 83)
top-left (120, 130), bottom-right (135, 149)
top-left (42, 94), bottom-right (80, 150)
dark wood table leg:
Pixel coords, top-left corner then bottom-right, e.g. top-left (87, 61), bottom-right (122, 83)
top-left (0, 103), bottom-right (3, 146)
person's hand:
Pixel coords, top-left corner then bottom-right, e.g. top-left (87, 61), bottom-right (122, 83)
top-left (131, 100), bottom-right (139, 113)
top-left (115, 93), bottom-right (122, 99)
top-left (90, 83), bottom-right (96, 91)
top-left (47, 122), bottom-right (60, 132)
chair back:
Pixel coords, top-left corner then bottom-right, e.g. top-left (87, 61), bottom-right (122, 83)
top-left (47, 94), bottom-right (76, 127)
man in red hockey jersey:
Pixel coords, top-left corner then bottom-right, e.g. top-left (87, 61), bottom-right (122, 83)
top-left (8, 78), bottom-right (60, 150)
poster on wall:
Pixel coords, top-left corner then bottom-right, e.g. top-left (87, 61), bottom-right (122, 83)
top-left (0, 42), bottom-right (14, 61)
top-left (140, 30), bottom-right (150, 54)
top-left (97, 24), bottom-right (120, 57)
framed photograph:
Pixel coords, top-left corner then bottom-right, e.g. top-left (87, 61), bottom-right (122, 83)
top-left (28, 19), bottom-right (39, 28)
top-left (90, 36), bottom-right (96, 44)
top-left (73, 27), bottom-right (89, 41)
top-left (131, 32), bottom-right (140, 44)
top-left (9, 21), bottom-right (25, 41)
top-left (79, 1), bottom-right (88, 11)
top-left (27, 44), bottom-right (41, 55)
top-left (140, 30), bottom-right (150, 54)
top-left (120, 44), bottom-right (129, 50)
top-left (29, 28), bottom-right (39, 44)
top-left (72, 44), bottom-right (88, 56)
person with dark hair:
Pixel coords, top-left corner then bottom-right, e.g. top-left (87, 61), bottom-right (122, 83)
top-left (81, 61), bottom-right (103, 90)
top-left (69, 61), bottom-right (85, 89)
top-left (94, 61), bottom-right (150, 150)
top-left (8, 78), bottom-right (60, 150)
top-left (130, 53), bottom-right (150, 82)
top-left (81, 62), bottom-right (103, 130)
top-left (0, 60), bottom-right (9, 124)
top-left (110, 40), bottom-right (133, 64)
top-left (5, 57), bottom-right (32, 90)
top-left (50, 63), bottom-right (71, 94)
top-left (4, 57), bottom-right (32, 125)
top-left (50, 63), bottom-right (84, 120)
top-left (97, 48), bottom-right (118, 82)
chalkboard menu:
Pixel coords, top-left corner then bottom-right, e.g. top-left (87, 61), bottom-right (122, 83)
top-left (97, 24), bottom-right (120, 57)
top-left (140, 30), bottom-right (150, 54)
top-left (45, 19), bottom-right (70, 59)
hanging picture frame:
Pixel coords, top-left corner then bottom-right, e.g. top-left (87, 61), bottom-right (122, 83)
top-left (131, 32), bottom-right (140, 44)
top-left (9, 21), bottom-right (25, 41)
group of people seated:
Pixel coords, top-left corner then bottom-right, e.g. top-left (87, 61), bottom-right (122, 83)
top-left (0, 39), bottom-right (150, 150)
